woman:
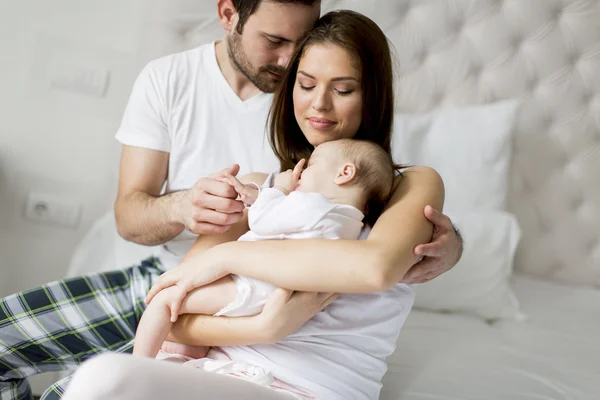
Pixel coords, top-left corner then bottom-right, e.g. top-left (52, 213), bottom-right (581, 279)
top-left (62, 10), bottom-right (444, 400)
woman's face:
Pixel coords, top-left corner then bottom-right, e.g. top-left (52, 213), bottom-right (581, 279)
top-left (293, 44), bottom-right (363, 147)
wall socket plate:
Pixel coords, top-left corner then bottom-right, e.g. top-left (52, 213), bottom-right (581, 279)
top-left (24, 191), bottom-right (81, 228)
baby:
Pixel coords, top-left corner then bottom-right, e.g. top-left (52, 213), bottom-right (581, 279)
top-left (133, 138), bottom-right (397, 359)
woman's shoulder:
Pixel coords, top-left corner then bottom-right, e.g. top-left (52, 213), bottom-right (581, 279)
top-left (394, 165), bottom-right (444, 194)
top-left (399, 165), bottom-right (442, 179)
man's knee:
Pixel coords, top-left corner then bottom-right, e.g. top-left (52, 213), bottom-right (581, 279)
top-left (62, 354), bottom-right (132, 400)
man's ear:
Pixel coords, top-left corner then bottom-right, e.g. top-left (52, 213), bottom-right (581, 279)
top-left (217, 0), bottom-right (238, 32)
top-left (334, 163), bottom-right (357, 185)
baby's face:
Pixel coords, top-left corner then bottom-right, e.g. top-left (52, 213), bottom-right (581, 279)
top-left (296, 142), bottom-right (343, 194)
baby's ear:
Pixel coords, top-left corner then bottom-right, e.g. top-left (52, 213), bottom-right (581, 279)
top-left (334, 163), bottom-right (357, 185)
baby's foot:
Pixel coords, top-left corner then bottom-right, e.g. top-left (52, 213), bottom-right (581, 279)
top-left (160, 340), bottom-right (209, 359)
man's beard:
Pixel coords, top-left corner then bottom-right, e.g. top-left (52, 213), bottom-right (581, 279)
top-left (227, 31), bottom-right (286, 93)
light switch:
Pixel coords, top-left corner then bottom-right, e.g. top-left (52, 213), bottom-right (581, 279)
top-left (50, 60), bottom-right (110, 98)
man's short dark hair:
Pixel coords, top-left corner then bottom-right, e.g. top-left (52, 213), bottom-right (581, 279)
top-left (232, 0), bottom-right (321, 34)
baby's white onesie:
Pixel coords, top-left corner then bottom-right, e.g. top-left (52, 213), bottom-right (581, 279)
top-left (215, 188), bottom-right (364, 317)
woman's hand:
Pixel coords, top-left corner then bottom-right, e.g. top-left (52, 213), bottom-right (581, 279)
top-left (145, 249), bottom-right (227, 313)
top-left (400, 205), bottom-right (463, 284)
top-left (257, 288), bottom-right (339, 343)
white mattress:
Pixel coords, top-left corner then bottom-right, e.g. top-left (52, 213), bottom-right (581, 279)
top-left (382, 274), bottom-right (600, 399)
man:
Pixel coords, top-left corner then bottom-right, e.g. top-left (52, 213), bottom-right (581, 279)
top-left (0, 1), bottom-right (462, 399)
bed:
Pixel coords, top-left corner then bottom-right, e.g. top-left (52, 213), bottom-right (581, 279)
top-left (67, 0), bottom-right (600, 398)
top-left (383, 275), bottom-right (600, 399)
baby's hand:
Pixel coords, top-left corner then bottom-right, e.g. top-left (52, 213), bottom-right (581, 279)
top-left (274, 159), bottom-right (305, 194)
top-left (217, 174), bottom-right (259, 206)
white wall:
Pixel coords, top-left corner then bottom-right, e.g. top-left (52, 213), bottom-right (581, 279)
top-left (0, 0), bottom-right (146, 297)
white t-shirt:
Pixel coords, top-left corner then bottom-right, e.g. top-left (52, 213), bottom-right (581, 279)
top-left (221, 230), bottom-right (415, 400)
top-left (115, 42), bottom-right (279, 269)
top-left (221, 174), bottom-right (416, 400)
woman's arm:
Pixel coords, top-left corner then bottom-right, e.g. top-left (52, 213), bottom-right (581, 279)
top-left (168, 309), bottom-right (268, 346)
top-left (168, 289), bottom-right (337, 346)
top-left (200, 166), bottom-right (444, 293)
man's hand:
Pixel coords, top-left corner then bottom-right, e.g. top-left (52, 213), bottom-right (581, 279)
top-left (400, 205), bottom-right (463, 284)
top-left (180, 165), bottom-right (246, 235)
top-left (217, 174), bottom-right (260, 206)
top-left (274, 159), bottom-right (305, 194)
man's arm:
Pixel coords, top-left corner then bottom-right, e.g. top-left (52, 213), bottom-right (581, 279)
top-left (114, 145), bottom-right (185, 246)
top-left (114, 146), bottom-right (247, 246)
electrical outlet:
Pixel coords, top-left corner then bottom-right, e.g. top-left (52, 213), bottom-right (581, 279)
top-left (24, 192), bottom-right (81, 228)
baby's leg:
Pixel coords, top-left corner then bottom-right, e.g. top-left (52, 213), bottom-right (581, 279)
top-left (133, 276), bottom-right (237, 359)
top-left (179, 275), bottom-right (238, 316)
top-left (161, 276), bottom-right (239, 359)
top-left (160, 340), bottom-right (210, 360)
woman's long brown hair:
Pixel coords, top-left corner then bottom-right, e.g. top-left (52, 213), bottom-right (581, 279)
top-left (269, 10), bottom-right (403, 172)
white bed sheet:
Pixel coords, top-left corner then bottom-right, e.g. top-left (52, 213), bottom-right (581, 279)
top-left (382, 274), bottom-right (600, 400)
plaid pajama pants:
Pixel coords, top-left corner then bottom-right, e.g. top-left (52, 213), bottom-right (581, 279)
top-left (0, 257), bottom-right (163, 400)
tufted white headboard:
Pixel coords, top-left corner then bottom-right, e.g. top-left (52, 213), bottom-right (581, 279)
top-left (138, 0), bottom-right (600, 286)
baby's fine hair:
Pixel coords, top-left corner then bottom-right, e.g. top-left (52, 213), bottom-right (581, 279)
top-left (337, 139), bottom-right (402, 224)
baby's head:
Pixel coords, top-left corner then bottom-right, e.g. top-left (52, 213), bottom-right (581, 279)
top-left (297, 139), bottom-right (396, 220)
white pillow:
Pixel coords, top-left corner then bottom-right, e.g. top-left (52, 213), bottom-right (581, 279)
top-left (67, 211), bottom-right (160, 277)
top-left (392, 100), bottom-right (522, 321)
top-left (412, 211), bottom-right (525, 322)
top-left (392, 99), bottom-right (519, 212)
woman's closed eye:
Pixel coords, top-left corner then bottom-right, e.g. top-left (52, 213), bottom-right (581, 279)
top-left (335, 89), bottom-right (353, 96)
top-left (298, 84), bottom-right (354, 96)
top-left (299, 83), bottom-right (315, 91)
